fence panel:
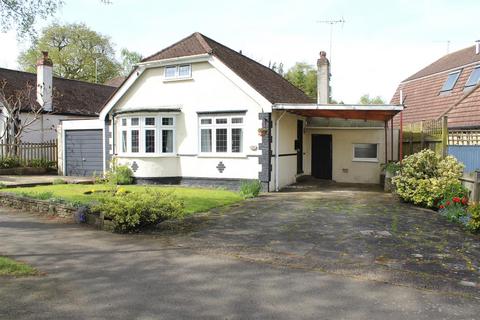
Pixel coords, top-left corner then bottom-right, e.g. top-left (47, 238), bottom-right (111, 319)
top-left (0, 140), bottom-right (58, 167)
top-left (402, 117), bottom-right (447, 158)
top-left (448, 129), bottom-right (480, 173)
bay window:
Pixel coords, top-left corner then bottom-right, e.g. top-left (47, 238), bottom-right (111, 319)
top-left (199, 115), bottom-right (244, 154)
top-left (118, 115), bottom-right (176, 155)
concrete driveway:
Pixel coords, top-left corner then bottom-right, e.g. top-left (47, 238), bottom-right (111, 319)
top-left (1, 180), bottom-right (480, 319)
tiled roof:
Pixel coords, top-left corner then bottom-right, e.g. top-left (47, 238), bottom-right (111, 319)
top-left (391, 45), bottom-right (480, 128)
top-left (0, 67), bottom-right (116, 116)
top-left (404, 45), bottom-right (480, 81)
top-left (104, 76), bottom-right (126, 87)
top-left (143, 32), bottom-right (313, 104)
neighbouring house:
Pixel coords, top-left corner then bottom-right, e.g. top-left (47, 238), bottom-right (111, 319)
top-left (391, 41), bottom-right (480, 171)
top-left (0, 52), bottom-right (116, 144)
top-left (59, 32), bottom-right (402, 189)
top-left (391, 41), bottom-right (480, 128)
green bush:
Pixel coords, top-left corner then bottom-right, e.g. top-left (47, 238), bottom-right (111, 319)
top-left (106, 165), bottom-right (134, 185)
top-left (467, 203), bottom-right (480, 232)
top-left (27, 159), bottom-right (53, 168)
top-left (239, 180), bottom-right (262, 199)
top-left (392, 150), bottom-right (464, 208)
top-left (0, 157), bottom-right (21, 169)
top-left (93, 188), bottom-right (185, 232)
top-left (52, 178), bottom-right (67, 185)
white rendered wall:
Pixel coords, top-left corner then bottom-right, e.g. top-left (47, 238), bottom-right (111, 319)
top-left (113, 61), bottom-right (264, 180)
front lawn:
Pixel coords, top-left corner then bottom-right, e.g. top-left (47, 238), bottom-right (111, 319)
top-left (5, 184), bottom-right (243, 214)
top-left (0, 256), bottom-right (38, 276)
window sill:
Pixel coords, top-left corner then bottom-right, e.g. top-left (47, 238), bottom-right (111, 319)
top-left (352, 158), bottom-right (379, 163)
top-left (163, 77), bottom-right (193, 83)
top-left (117, 154), bottom-right (178, 158)
top-left (197, 153), bottom-right (247, 159)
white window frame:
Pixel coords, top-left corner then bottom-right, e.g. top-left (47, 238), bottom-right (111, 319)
top-left (164, 64), bottom-right (192, 80)
top-left (465, 65), bottom-right (480, 88)
top-left (198, 115), bottom-right (245, 156)
top-left (117, 114), bottom-right (176, 157)
top-left (352, 143), bottom-right (378, 162)
top-left (440, 70), bottom-right (461, 92)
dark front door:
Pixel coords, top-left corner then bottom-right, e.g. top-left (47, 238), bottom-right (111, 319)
top-left (311, 134), bottom-right (332, 179)
top-left (296, 120), bottom-right (303, 174)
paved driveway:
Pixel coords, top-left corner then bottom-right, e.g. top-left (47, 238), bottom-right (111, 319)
top-left (1, 180), bottom-right (480, 319)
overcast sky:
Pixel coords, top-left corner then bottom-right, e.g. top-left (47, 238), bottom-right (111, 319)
top-left (0, 0), bottom-right (479, 103)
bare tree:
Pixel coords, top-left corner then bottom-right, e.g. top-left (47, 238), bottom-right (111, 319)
top-left (0, 80), bottom-right (47, 155)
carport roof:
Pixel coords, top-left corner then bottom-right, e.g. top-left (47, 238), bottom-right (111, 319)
top-left (273, 103), bottom-right (404, 122)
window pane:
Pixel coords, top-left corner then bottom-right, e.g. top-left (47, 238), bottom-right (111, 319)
top-left (216, 128), bottom-right (227, 152)
top-left (131, 130), bottom-right (139, 153)
top-left (162, 130), bottom-right (173, 153)
top-left (178, 65), bottom-right (191, 77)
top-left (162, 117), bottom-right (174, 126)
top-left (121, 118), bottom-right (127, 126)
top-left (131, 118), bottom-right (139, 126)
top-left (200, 129), bottom-right (212, 152)
top-left (165, 66), bottom-right (176, 78)
top-left (465, 67), bottom-right (480, 87)
top-left (441, 71), bottom-right (460, 91)
top-left (200, 118), bottom-right (212, 125)
top-left (121, 131), bottom-right (127, 153)
top-left (145, 117), bottom-right (155, 126)
top-left (216, 118), bottom-right (227, 124)
top-left (145, 129), bottom-right (155, 153)
top-left (231, 117), bottom-right (243, 124)
top-left (231, 128), bottom-right (242, 153)
top-left (354, 144), bottom-right (377, 159)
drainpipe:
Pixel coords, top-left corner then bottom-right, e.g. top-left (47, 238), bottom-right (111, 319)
top-left (275, 111), bottom-right (287, 191)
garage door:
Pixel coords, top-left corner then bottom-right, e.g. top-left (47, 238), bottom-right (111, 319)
top-left (65, 129), bottom-right (103, 176)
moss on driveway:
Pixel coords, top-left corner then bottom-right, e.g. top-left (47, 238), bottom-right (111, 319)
top-left (0, 256), bottom-right (38, 277)
top-left (4, 184), bottom-right (243, 214)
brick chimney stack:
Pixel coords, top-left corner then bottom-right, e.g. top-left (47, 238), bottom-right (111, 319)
top-left (36, 51), bottom-right (53, 112)
top-left (317, 51), bottom-right (331, 104)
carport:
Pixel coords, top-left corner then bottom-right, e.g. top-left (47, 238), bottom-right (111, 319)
top-left (272, 103), bottom-right (404, 191)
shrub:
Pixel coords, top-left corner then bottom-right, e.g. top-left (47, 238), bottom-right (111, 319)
top-left (93, 188), bottom-right (185, 232)
top-left (27, 159), bottom-right (51, 168)
top-left (0, 157), bottom-right (21, 169)
top-left (392, 150), bottom-right (464, 208)
top-left (382, 161), bottom-right (401, 175)
top-left (106, 165), bottom-right (134, 185)
top-left (52, 178), bottom-right (67, 185)
top-left (239, 180), bottom-right (262, 199)
top-left (466, 203), bottom-right (480, 232)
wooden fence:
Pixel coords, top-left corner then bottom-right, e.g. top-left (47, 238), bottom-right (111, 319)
top-left (402, 116), bottom-right (448, 158)
top-left (0, 140), bottom-right (58, 166)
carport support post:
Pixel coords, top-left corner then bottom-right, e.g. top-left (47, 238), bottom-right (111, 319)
top-left (275, 111), bottom-right (287, 192)
top-left (390, 118), bottom-right (394, 161)
top-left (384, 121), bottom-right (388, 164)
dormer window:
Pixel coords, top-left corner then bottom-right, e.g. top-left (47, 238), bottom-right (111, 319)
top-left (164, 64), bottom-right (192, 79)
top-left (465, 66), bottom-right (480, 88)
top-left (440, 70), bottom-right (461, 92)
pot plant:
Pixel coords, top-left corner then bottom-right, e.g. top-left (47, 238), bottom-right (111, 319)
top-left (382, 161), bottom-right (401, 192)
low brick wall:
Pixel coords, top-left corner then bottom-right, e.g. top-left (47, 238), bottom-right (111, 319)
top-left (0, 192), bottom-right (76, 219)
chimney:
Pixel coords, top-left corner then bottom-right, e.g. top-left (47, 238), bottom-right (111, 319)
top-left (476, 40), bottom-right (480, 55)
top-left (317, 51), bottom-right (330, 104)
top-left (36, 51), bottom-right (53, 112)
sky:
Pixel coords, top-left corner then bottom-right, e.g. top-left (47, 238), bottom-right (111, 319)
top-left (0, 0), bottom-right (479, 103)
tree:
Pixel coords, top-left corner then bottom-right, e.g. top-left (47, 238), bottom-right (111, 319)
top-left (18, 23), bottom-right (121, 84)
top-left (359, 94), bottom-right (386, 105)
top-left (0, 80), bottom-right (45, 148)
top-left (0, 0), bottom-right (111, 39)
top-left (284, 62), bottom-right (317, 100)
top-left (0, 0), bottom-right (63, 39)
top-left (120, 48), bottom-right (142, 76)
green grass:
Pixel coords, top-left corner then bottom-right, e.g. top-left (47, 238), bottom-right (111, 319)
top-left (0, 256), bottom-right (38, 276)
top-left (5, 184), bottom-right (243, 214)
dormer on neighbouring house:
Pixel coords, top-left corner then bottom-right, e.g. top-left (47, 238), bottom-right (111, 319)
top-left (391, 41), bottom-right (480, 129)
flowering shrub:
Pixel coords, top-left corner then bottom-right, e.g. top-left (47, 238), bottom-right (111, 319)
top-left (466, 203), bottom-right (480, 232)
top-left (438, 195), bottom-right (469, 223)
top-left (392, 150), bottom-right (464, 208)
top-left (93, 188), bottom-right (185, 232)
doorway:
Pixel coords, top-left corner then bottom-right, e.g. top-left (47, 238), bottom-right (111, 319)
top-left (311, 134), bottom-right (332, 179)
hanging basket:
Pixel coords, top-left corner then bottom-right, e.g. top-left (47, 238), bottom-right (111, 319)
top-left (258, 128), bottom-right (268, 137)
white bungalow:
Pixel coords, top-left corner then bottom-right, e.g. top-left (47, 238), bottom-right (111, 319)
top-left (59, 32), bottom-right (402, 191)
